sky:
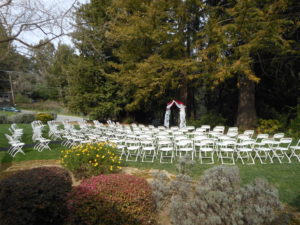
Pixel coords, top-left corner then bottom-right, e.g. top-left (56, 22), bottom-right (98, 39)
top-left (12, 0), bottom-right (89, 54)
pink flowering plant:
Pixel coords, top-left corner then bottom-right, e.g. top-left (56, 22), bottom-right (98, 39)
top-left (67, 174), bottom-right (157, 225)
top-left (60, 142), bottom-right (123, 179)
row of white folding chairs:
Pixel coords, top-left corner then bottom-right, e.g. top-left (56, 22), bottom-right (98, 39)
top-left (31, 121), bottom-right (51, 152)
top-left (109, 133), bottom-right (300, 164)
top-left (4, 132), bottom-right (25, 157)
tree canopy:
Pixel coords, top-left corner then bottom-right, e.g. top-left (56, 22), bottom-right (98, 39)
top-left (4, 0), bottom-right (300, 129)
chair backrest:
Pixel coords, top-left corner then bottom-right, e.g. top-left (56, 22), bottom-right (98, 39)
top-left (237, 134), bottom-right (251, 142)
top-left (256, 133), bottom-right (269, 141)
top-left (220, 140), bottom-right (236, 147)
top-left (177, 139), bottom-right (193, 147)
top-left (278, 138), bottom-right (292, 147)
top-left (228, 127), bottom-right (238, 133)
top-left (174, 135), bottom-right (188, 143)
top-left (214, 126), bottom-right (225, 133)
top-left (244, 130), bottom-right (255, 138)
top-left (156, 135), bottom-right (170, 141)
top-left (170, 126), bottom-right (179, 131)
top-left (237, 140), bottom-right (255, 148)
top-left (200, 139), bottom-right (215, 147)
top-left (201, 125), bottom-right (210, 133)
top-left (172, 131), bottom-right (184, 137)
top-left (195, 128), bottom-right (206, 133)
top-left (273, 133), bottom-right (285, 140)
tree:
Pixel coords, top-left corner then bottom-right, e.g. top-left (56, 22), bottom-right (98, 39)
top-left (200, 0), bottom-right (295, 129)
top-left (48, 44), bottom-right (75, 102)
top-left (106, 0), bottom-right (205, 120)
top-left (66, 0), bottom-right (126, 120)
top-left (0, 0), bottom-right (77, 48)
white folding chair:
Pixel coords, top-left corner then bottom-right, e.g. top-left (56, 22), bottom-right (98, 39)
top-left (290, 139), bottom-right (300, 162)
top-left (158, 140), bottom-right (174, 163)
top-left (218, 140), bottom-right (236, 165)
top-left (236, 140), bottom-right (255, 165)
top-left (140, 140), bottom-right (156, 162)
top-left (254, 138), bottom-right (272, 164)
top-left (243, 130), bottom-right (255, 138)
top-left (176, 139), bottom-right (194, 160)
top-left (5, 134), bottom-right (25, 157)
top-left (125, 139), bottom-right (140, 161)
top-left (198, 139), bottom-right (215, 164)
top-left (271, 138), bottom-right (292, 163)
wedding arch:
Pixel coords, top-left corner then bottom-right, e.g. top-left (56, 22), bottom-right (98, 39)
top-left (163, 100), bottom-right (186, 128)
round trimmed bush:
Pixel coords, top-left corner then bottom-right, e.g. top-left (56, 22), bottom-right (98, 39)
top-left (61, 142), bottom-right (123, 179)
top-left (67, 174), bottom-right (157, 225)
top-left (0, 167), bottom-right (72, 225)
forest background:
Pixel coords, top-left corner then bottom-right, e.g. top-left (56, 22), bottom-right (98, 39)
top-left (1, 0), bottom-right (300, 133)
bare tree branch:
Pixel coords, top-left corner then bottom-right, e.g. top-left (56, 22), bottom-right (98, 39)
top-left (0, 0), bottom-right (78, 48)
top-left (0, 0), bottom-right (12, 9)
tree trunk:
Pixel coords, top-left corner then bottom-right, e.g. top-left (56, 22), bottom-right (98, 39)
top-left (180, 77), bottom-right (188, 110)
top-left (236, 75), bottom-right (257, 129)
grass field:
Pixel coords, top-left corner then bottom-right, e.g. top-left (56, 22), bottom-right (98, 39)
top-left (0, 111), bottom-right (18, 116)
top-left (0, 123), bottom-right (300, 210)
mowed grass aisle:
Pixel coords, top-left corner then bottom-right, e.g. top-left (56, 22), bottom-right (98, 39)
top-left (0, 124), bottom-right (300, 210)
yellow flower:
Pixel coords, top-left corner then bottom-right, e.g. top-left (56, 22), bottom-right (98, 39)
top-left (110, 166), bottom-right (113, 171)
top-left (64, 155), bottom-right (68, 158)
top-left (102, 155), bottom-right (105, 159)
top-left (96, 154), bottom-right (100, 158)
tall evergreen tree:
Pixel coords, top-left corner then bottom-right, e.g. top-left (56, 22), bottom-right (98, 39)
top-left (67, 0), bottom-right (125, 120)
top-left (106, 0), bottom-right (205, 120)
top-left (200, 0), bottom-right (295, 129)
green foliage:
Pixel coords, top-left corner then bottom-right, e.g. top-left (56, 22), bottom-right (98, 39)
top-left (67, 174), bottom-right (157, 225)
top-left (8, 113), bottom-right (36, 124)
top-left (0, 114), bottom-right (8, 123)
top-left (15, 94), bottom-right (31, 104)
top-left (0, 113), bottom-right (36, 124)
top-left (0, 167), bottom-right (72, 225)
top-left (287, 105), bottom-right (300, 138)
top-left (61, 142), bottom-right (122, 179)
top-left (257, 119), bottom-right (282, 134)
top-left (187, 111), bottom-right (227, 128)
top-left (35, 112), bottom-right (54, 124)
top-left (19, 100), bottom-right (68, 114)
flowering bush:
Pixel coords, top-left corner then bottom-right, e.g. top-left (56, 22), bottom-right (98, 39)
top-left (35, 112), bottom-right (54, 124)
top-left (257, 119), bottom-right (282, 134)
top-left (0, 167), bottom-right (72, 225)
top-left (67, 174), bottom-right (157, 225)
top-left (61, 142), bottom-right (123, 179)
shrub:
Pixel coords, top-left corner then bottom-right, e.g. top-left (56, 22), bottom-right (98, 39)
top-left (35, 112), bottom-right (54, 124)
top-left (8, 113), bottom-right (36, 123)
top-left (187, 111), bottom-right (227, 128)
top-left (15, 94), bottom-right (31, 104)
top-left (257, 119), bottom-right (282, 134)
top-left (152, 166), bottom-right (281, 225)
top-left (61, 142), bottom-right (123, 179)
top-left (0, 114), bottom-right (8, 124)
top-left (0, 167), bottom-right (72, 225)
top-left (67, 174), bottom-right (157, 225)
top-left (287, 105), bottom-right (300, 138)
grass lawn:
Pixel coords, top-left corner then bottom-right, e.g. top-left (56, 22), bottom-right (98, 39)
top-left (0, 123), bottom-right (300, 210)
top-left (0, 111), bottom-right (18, 116)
